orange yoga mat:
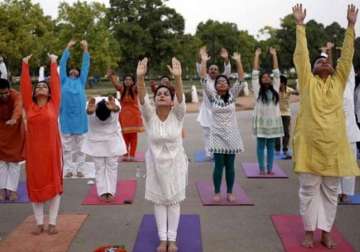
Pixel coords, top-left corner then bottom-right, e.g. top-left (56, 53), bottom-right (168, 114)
top-left (0, 214), bottom-right (88, 252)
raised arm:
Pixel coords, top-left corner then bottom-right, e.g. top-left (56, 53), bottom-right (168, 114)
top-left (334, 4), bottom-right (357, 87)
top-left (230, 52), bottom-right (245, 97)
top-left (60, 40), bottom-right (76, 82)
top-left (107, 69), bottom-right (124, 93)
top-left (253, 48), bottom-right (261, 71)
top-left (167, 57), bottom-right (184, 103)
top-left (270, 48), bottom-right (281, 92)
top-left (199, 46), bottom-right (209, 79)
top-left (220, 48), bottom-right (231, 77)
top-left (49, 54), bottom-right (61, 110)
top-left (137, 58), bottom-right (148, 105)
top-left (80, 40), bottom-right (90, 86)
top-left (20, 55), bottom-right (33, 110)
top-left (292, 4), bottom-right (312, 92)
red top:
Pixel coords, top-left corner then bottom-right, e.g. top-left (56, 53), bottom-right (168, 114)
top-left (21, 62), bottom-right (63, 202)
top-left (117, 85), bottom-right (144, 134)
top-left (0, 89), bottom-right (25, 162)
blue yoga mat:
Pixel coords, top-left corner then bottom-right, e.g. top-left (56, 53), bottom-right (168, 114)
top-left (133, 214), bottom-right (203, 252)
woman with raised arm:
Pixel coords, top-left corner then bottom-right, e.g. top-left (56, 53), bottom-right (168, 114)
top-left (252, 47), bottom-right (284, 175)
top-left (199, 48), bottom-right (245, 202)
top-left (108, 72), bottom-right (144, 161)
top-left (21, 54), bottom-right (63, 235)
top-left (137, 57), bottom-right (188, 252)
top-left (292, 4), bottom-right (359, 248)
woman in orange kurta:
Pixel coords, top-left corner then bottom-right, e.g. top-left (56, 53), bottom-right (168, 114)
top-left (109, 73), bottom-right (144, 160)
top-left (20, 54), bottom-right (63, 235)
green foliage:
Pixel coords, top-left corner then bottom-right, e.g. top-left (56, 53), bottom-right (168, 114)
top-left (0, 0), bottom-right (56, 74)
top-left (55, 1), bottom-right (120, 76)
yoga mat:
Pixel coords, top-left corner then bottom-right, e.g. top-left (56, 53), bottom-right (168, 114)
top-left (242, 162), bottom-right (288, 178)
top-left (0, 214), bottom-right (88, 252)
top-left (339, 194), bottom-right (360, 205)
top-left (133, 214), bottom-right (202, 252)
top-left (82, 180), bottom-right (137, 205)
top-left (196, 180), bottom-right (253, 205)
top-left (274, 150), bottom-right (292, 160)
top-left (63, 162), bottom-right (96, 179)
top-left (0, 181), bottom-right (29, 204)
top-left (271, 215), bottom-right (355, 252)
top-left (194, 150), bottom-right (212, 162)
top-left (119, 152), bottom-right (145, 162)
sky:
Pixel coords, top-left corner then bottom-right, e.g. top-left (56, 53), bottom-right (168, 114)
top-left (33, 0), bottom-right (360, 38)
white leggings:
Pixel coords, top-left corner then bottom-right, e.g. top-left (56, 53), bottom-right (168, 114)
top-left (154, 203), bottom-right (180, 241)
top-left (0, 161), bottom-right (21, 191)
top-left (32, 195), bottom-right (61, 225)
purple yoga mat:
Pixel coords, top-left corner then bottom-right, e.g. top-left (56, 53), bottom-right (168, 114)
top-left (0, 181), bottom-right (29, 203)
top-left (242, 162), bottom-right (288, 178)
top-left (196, 180), bottom-right (253, 206)
top-left (132, 214), bottom-right (203, 252)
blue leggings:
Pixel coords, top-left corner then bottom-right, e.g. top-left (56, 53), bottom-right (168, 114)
top-left (256, 137), bottom-right (276, 172)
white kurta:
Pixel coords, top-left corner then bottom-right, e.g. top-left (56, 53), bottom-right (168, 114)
top-left (197, 63), bottom-right (231, 128)
top-left (340, 66), bottom-right (360, 195)
top-left (0, 61), bottom-right (8, 79)
top-left (252, 69), bottom-right (284, 138)
top-left (141, 95), bottom-right (188, 205)
top-left (201, 78), bottom-right (245, 154)
top-left (82, 97), bottom-right (127, 157)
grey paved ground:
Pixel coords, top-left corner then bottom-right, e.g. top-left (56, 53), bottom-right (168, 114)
top-left (1, 103), bottom-right (360, 252)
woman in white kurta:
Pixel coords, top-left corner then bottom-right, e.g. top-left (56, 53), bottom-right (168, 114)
top-left (82, 96), bottom-right (127, 201)
top-left (252, 47), bottom-right (284, 175)
top-left (137, 57), bottom-right (188, 252)
top-left (339, 66), bottom-right (360, 201)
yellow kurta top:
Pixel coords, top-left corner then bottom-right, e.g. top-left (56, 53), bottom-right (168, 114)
top-left (292, 25), bottom-right (359, 177)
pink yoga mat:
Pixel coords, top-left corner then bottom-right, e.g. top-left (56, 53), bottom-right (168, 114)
top-left (119, 152), bottom-right (145, 162)
top-left (271, 215), bottom-right (355, 252)
top-left (196, 180), bottom-right (253, 206)
top-left (242, 162), bottom-right (288, 178)
top-left (81, 180), bottom-right (137, 205)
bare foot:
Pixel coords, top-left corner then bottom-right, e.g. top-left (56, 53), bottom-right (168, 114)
top-left (168, 241), bottom-right (178, 252)
top-left (47, 224), bottom-right (58, 235)
top-left (31, 225), bottom-right (44, 235)
top-left (0, 189), bottom-right (6, 201)
top-left (100, 193), bottom-right (108, 201)
top-left (321, 231), bottom-right (336, 249)
top-left (76, 171), bottom-right (84, 178)
top-left (227, 193), bottom-right (236, 202)
top-left (8, 191), bottom-right (18, 201)
top-left (259, 170), bottom-right (266, 176)
top-left (302, 231), bottom-right (314, 248)
top-left (106, 193), bottom-right (115, 202)
top-left (156, 240), bottom-right (167, 252)
top-left (213, 194), bottom-right (221, 202)
top-left (267, 171), bottom-right (275, 176)
top-left (64, 172), bottom-right (73, 178)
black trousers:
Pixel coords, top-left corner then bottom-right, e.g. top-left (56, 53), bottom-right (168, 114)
top-left (275, 116), bottom-right (291, 152)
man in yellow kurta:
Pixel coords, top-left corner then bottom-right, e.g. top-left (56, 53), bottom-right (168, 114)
top-left (292, 4), bottom-right (359, 249)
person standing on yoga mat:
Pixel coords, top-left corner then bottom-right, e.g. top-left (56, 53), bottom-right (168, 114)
top-left (60, 39), bottom-right (90, 178)
top-left (275, 75), bottom-right (297, 159)
top-left (82, 96), bottom-right (127, 201)
top-left (199, 48), bottom-right (245, 202)
top-left (108, 71), bottom-right (144, 161)
top-left (21, 54), bottom-right (63, 235)
top-left (197, 47), bottom-right (232, 160)
top-left (137, 57), bottom-right (188, 252)
top-left (292, 4), bottom-right (359, 248)
top-left (0, 78), bottom-right (25, 201)
top-left (252, 47), bottom-right (284, 175)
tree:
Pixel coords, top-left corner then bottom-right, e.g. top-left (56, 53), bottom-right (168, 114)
top-left (0, 0), bottom-right (56, 75)
top-left (55, 1), bottom-right (120, 77)
top-left (108, 0), bottom-right (185, 76)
